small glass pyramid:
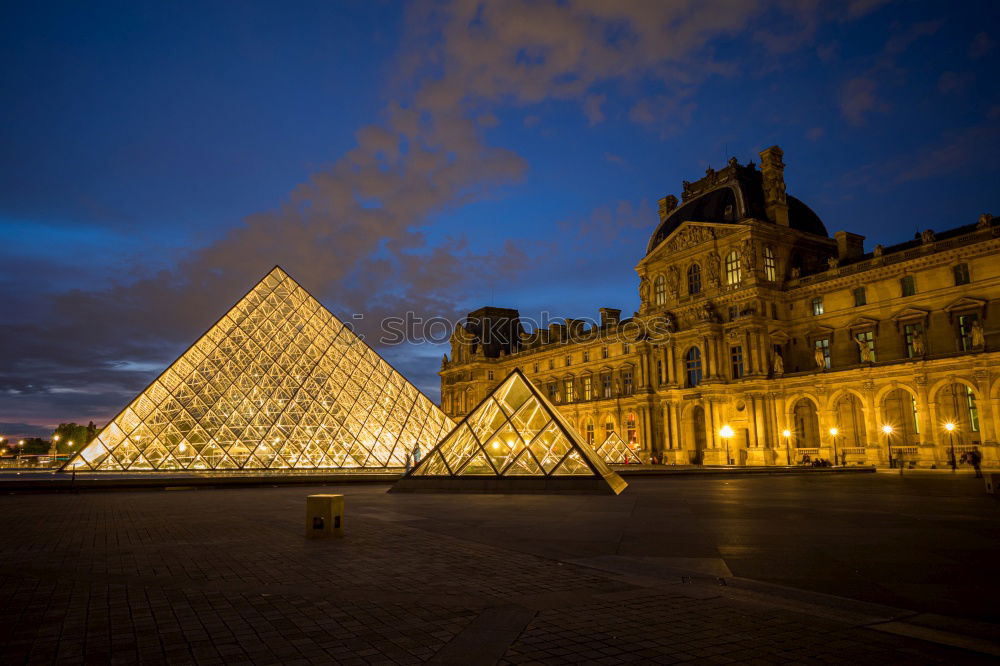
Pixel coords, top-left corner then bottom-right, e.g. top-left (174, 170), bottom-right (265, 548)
top-left (596, 431), bottom-right (642, 464)
top-left (411, 369), bottom-right (614, 478)
top-left (64, 266), bottom-right (453, 472)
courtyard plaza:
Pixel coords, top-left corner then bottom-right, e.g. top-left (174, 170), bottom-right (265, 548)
top-left (1, 472), bottom-right (997, 664)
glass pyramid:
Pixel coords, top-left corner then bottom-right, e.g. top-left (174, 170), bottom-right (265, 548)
top-left (64, 266), bottom-right (453, 472)
top-left (596, 431), bottom-right (641, 464)
top-left (411, 369), bottom-right (615, 478)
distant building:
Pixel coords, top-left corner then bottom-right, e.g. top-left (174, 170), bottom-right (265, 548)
top-left (440, 146), bottom-right (998, 469)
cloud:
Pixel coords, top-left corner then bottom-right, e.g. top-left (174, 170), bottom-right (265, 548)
top-left (838, 77), bottom-right (886, 125)
top-left (604, 152), bottom-right (625, 166)
top-left (583, 93), bottom-right (606, 125)
top-left (937, 71), bottom-right (973, 95)
top-left (806, 127), bottom-right (825, 141)
top-left (969, 32), bottom-right (992, 59)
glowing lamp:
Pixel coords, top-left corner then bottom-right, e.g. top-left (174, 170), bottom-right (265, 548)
top-left (781, 429), bottom-right (791, 438)
top-left (719, 425), bottom-right (734, 438)
top-left (944, 422), bottom-right (956, 432)
top-left (881, 424), bottom-right (894, 435)
top-left (829, 428), bottom-right (838, 437)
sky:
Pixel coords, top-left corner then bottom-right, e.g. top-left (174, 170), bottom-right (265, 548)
top-left (1, 0), bottom-right (998, 439)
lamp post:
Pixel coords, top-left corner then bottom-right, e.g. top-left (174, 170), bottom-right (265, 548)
top-left (17, 439), bottom-right (25, 465)
top-left (829, 427), bottom-right (840, 466)
top-left (782, 429), bottom-right (792, 465)
top-left (719, 425), bottom-right (734, 465)
top-left (944, 422), bottom-right (957, 472)
top-left (882, 424), bottom-right (894, 469)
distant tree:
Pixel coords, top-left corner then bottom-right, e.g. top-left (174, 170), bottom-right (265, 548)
top-left (21, 438), bottom-right (50, 455)
top-left (53, 422), bottom-right (98, 453)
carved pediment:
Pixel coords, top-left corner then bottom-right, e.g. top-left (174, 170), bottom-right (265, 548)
top-left (892, 307), bottom-right (930, 321)
top-left (657, 222), bottom-right (739, 255)
top-left (944, 296), bottom-right (987, 313)
top-left (806, 325), bottom-right (834, 339)
top-left (769, 329), bottom-right (791, 344)
top-left (847, 316), bottom-right (880, 331)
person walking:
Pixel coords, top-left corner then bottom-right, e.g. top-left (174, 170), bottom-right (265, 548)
top-left (969, 448), bottom-right (983, 478)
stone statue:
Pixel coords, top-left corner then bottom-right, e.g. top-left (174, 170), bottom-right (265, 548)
top-left (790, 266), bottom-right (801, 279)
top-left (911, 328), bottom-right (925, 356)
top-left (666, 265), bottom-right (680, 297)
top-left (741, 239), bottom-right (756, 270)
top-left (706, 252), bottom-right (720, 287)
top-left (728, 156), bottom-right (739, 169)
top-left (773, 354), bottom-right (784, 375)
top-left (814, 347), bottom-right (826, 369)
top-left (921, 229), bottom-right (936, 244)
top-left (615, 379), bottom-right (621, 397)
top-left (855, 335), bottom-right (873, 363)
top-left (979, 213), bottom-right (994, 230)
top-left (972, 319), bottom-right (985, 347)
top-left (827, 256), bottom-right (839, 270)
top-left (873, 244), bottom-right (883, 257)
top-left (639, 277), bottom-right (649, 303)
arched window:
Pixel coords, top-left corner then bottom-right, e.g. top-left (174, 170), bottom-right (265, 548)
top-left (725, 251), bottom-right (741, 285)
top-left (687, 263), bottom-right (702, 295)
top-left (653, 275), bottom-right (666, 305)
top-left (584, 420), bottom-right (595, 446)
top-left (763, 246), bottom-right (776, 281)
top-left (605, 419), bottom-right (614, 440)
top-left (626, 412), bottom-right (638, 446)
top-left (685, 347), bottom-right (703, 387)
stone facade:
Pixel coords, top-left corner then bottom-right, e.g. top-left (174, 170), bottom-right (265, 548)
top-left (440, 147), bottom-right (999, 468)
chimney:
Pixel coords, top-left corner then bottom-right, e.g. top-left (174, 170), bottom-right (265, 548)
top-left (599, 308), bottom-right (621, 328)
top-left (834, 231), bottom-right (865, 261)
top-left (758, 145), bottom-right (789, 227)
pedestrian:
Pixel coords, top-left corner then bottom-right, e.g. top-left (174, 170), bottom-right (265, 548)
top-left (413, 444), bottom-right (422, 464)
top-left (969, 448), bottom-right (983, 478)
top-left (404, 450), bottom-right (412, 474)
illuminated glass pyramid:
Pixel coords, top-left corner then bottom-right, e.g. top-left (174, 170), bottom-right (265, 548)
top-left (596, 431), bottom-right (641, 464)
top-left (65, 266), bottom-right (453, 472)
top-left (408, 369), bottom-right (625, 493)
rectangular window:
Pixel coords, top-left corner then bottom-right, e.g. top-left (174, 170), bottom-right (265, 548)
top-left (582, 376), bottom-right (592, 400)
top-left (958, 314), bottom-right (979, 351)
top-left (728, 305), bottom-right (738, 321)
top-left (814, 338), bottom-right (831, 369)
top-left (564, 355), bottom-right (572, 367)
top-left (853, 287), bottom-right (867, 307)
top-left (967, 386), bottom-right (980, 432)
top-left (954, 263), bottom-right (970, 286)
top-left (856, 330), bottom-right (876, 362)
top-left (548, 358), bottom-right (555, 370)
top-left (764, 247), bottom-right (777, 281)
top-left (901, 275), bottom-right (915, 297)
top-left (601, 346), bottom-right (608, 359)
top-left (532, 362), bottom-right (539, 373)
top-left (487, 370), bottom-right (494, 380)
top-left (771, 303), bottom-right (778, 319)
top-left (547, 382), bottom-right (558, 402)
top-left (904, 323), bottom-right (923, 358)
top-left (622, 370), bottom-right (633, 395)
top-left (582, 350), bottom-right (589, 362)
top-left (730, 345), bottom-right (744, 379)
top-left (563, 379), bottom-right (574, 403)
top-left (602, 374), bottom-right (612, 398)
top-left (656, 359), bottom-right (664, 385)
top-left (811, 297), bottom-right (824, 316)
top-left (623, 343), bottom-right (631, 354)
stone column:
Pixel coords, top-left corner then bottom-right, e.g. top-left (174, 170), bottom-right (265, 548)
top-left (861, 381), bottom-right (882, 466)
top-left (915, 376), bottom-right (936, 467)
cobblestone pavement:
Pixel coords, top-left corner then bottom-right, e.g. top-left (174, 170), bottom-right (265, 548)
top-left (0, 481), bottom-right (994, 664)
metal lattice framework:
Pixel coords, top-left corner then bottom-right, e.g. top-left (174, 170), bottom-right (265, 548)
top-left (596, 431), bottom-right (641, 464)
top-left (65, 266), bottom-right (453, 471)
top-left (412, 369), bottom-right (615, 478)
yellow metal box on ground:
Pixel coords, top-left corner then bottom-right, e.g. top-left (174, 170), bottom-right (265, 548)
top-left (305, 494), bottom-right (344, 538)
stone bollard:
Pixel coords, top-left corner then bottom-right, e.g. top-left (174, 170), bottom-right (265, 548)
top-left (305, 494), bottom-right (344, 538)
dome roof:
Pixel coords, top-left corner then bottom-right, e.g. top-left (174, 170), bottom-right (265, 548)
top-left (646, 159), bottom-right (828, 254)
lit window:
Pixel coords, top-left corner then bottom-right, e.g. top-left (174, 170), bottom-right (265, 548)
top-left (602, 374), bottom-right (612, 398)
top-left (730, 346), bottom-right (744, 379)
top-left (626, 413), bottom-right (638, 446)
top-left (725, 251), bottom-right (741, 285)
top-left (763, 246), bottom-right (776, 281)
top-left (564, 379), bottom-right (575, 403)
top-left (856, 330), bottom-right (876, 362)
top-left (901, 275), bottom-right (916, 297)
top-left (582, 376), bottom-right (592, 400)
top-left (565, 355), bottom-right (572, 367)
top-left (814, 338), bottom-right (831, 369)
top-left (654, 275), bottom-right (666, 305)
top-left (605, 420), bottom-right (614, 440)
top-left (601, 346), bottom-right (609, 359)
top-left (685, 347), bottom-right (702, 387)
top-left (811, 297), bottom-right (824, 316)
top-left (585, 421), bottom-right (594, 446)
top-left (622, 370), bottom-right (633, 395)
top-left (954, 263), bottom-right (970, 285)
top-left (967, 386), bottom-right (980, 432)
top-left (582, 350), bottom-right (589, 362)
top-left (853, 287), bottom-right (866, 307)
top-left (687, 264), bottom-right (702, 294)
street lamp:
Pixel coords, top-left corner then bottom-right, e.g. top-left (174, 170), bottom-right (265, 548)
top-left (719, 425), bottom-right (734, 465)
top-left (944, 422), bottom-right (957, 472)
top-left (17, 439), bottom-right (25, 465)
top-left (782, 428), bottom-right (792, 465)
top-left (828, 427), bottom-right (841, 466)
top-left (881, 424), bottom-right (894, 469)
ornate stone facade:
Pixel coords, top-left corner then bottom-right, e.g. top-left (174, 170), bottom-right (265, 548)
top-left (440, 146), bottom-right (1000, 468)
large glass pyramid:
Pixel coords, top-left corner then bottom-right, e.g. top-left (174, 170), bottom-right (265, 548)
top-left (411, 369), bottom-right (618, 480)
top-left (596, 431), bottom-right (642, 464)
top-left (64, 266), bottom-right (453, 472)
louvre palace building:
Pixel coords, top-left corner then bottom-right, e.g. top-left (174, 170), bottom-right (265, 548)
top-left (440, 146), bottom-right (999, 468)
